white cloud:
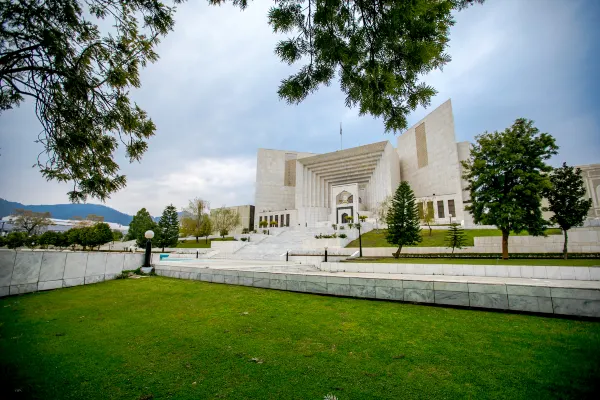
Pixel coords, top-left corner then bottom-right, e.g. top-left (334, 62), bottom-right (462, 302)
top-left (108, 157), bottom-right (256, 215)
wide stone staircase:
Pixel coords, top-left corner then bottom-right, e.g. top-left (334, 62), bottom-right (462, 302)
top-left (224, 228), bottom-right (331, 260)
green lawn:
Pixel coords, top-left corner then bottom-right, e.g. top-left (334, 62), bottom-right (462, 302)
top-left (347, 228), bottom-right (563, 248)
top-left (1, 278), bottom-right (599, 399)
top-left (176, 237), bottom-right (236, 248)
top-left (349, 258), bottom-right (600, 266)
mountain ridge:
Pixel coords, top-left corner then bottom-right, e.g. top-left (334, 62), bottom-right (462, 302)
top-left (0, 198), bottom-right (134, 226)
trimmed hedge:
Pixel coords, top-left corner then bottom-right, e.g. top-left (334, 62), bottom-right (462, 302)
top-left (362, 253), bottom-right (600, 260)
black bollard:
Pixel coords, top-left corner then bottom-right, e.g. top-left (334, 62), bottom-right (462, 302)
top-left (324, 248), bottom-right (328, 262)
top-left (286, 251), bottom-right (289, 262)
top-left (196, 250), bottom-right (199, 259)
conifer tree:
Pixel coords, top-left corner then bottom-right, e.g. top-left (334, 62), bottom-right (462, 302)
top-left (544, 163), bottom-right (592, 259)
top-left (386, 182), bottom-right (422, 258)
top-left (445, 223), bottom-right (466, 255)
top-left (127, 208), bottom-right (158, 248)
top-left (157, 204), bottom-right (181, 251)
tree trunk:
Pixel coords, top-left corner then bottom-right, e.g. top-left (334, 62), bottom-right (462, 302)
top-left (205, 237), bottom-right (208, 244)
top-left (428, 224), bottom-right (432, 236)
top-left (162, 246), bottom-right (165, 252)
top-left (195, 236), bottom-right (199, 243)
top-left (563, 229), bottom-right (568, 260)
top-left (501, 229), bottom-right (509, 260)
top-left (393, 245), bottom-right (403, 259)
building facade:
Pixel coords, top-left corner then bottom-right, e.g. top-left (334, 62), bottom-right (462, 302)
top-left (253, 99), bottom-right (599, 229)
top-left (254, 99), bottom-right (471, 228)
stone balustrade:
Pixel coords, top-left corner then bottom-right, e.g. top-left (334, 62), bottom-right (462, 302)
top-left (0, 250), bottom-right (143, 297)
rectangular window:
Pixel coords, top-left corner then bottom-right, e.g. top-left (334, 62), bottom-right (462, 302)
top-left (448, 200), bottom-right (456, 217)
top-left (286, 214), bottom-right (290, 227)
top-left (269, 215), bottom-right (273, 223)
top-left (281, 214), bottom-right (284, 226)
top-left (275, 215), bottom-right (278, 227)
top-left (437, 201), bottom-right (445, 218)
top-left (259, 216), bottom-right (262, 222)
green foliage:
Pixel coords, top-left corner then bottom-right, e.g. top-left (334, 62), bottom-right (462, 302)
top-left (0, 235), bottom-right (5, 248)
top-left (386, 182), bottom-right (422, 257)
top-left (5, 232), bottom-right (26, 249)
top-left (445, 223), bottom-right (466, 254)
top-left (545, 163), bottom-right (593, 259)
top-left (212, 207), bottom-right (241, 238)
top-left (198, 215), bottom-right (213, 243)
top-left (126, 208), bottom-right (158, 247)
top-left (259, 220), bottom-right (268, 228)
top-left (157, 204), bottom-right (180, 250)
top-left (23, 234), bottom-right (39, 249)
top-left (37, 231), bottom-right (58, 248)
top-left (462, 118), bottom-right (558, 259)
top-left (339, 233), bottom-right (347, 239)
top-left (210, 1), bottom-right (483, 132)
top-left (180, 198), bottom-right (209, 242)
top-left (112, 230), bottom-right (124, 242)
top-left (91, 223), bottom-right (114, 249)
top-left (419, 201), bottom-right (435, 236)
top-left (12, 209), bottom-right (52, 235)
top-left (0, 0), bottom-right (185, 202)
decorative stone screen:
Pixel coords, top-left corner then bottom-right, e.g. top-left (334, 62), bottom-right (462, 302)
top-left (284, 153), bottom-right (297, 187)
top-left (415, 123), bottom-right (428, 168)
top-left (437, 200), bottom-right (445, 218)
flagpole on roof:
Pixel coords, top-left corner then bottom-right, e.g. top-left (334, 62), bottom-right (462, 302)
top-left (340, 122), bottom-right (342, 151)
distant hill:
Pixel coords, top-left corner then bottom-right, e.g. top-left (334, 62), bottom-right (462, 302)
top-left (0, 198), bottom-right (134, 226)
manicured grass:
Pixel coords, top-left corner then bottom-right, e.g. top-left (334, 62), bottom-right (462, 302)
top-left (176, 237), bottom-right (236, 248)
top-left (1, 278), bottom-right (599, 399)
top-left (349, 258), bottom-right (600, 266)
top-left (347, 228), bottom-right (563, 248)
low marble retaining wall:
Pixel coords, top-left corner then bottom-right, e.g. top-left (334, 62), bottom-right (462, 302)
top-left (155, 265), bottom-right (600, 317)
top-left (0, 250), bottom-right (144, 297)
top-left (320, 262), bottom-right (600, 281)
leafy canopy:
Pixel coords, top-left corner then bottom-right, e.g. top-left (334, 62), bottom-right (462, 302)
top-left (386, 181), bottom-right (421, 256)
top-left (1, 0), bottom-right (183, 202)
top-left (180, 198), bottom-right (209, 242)
top-left (209, 0), bottom-right (483, 132)
top-left (545, 163), bottom-right (592, 232)
top-left (126, 207), bottom-right (157, 247)
top-left (211, 207), bottom-right (241, 238)
top-left (462, 118), bottom-right (558, 236)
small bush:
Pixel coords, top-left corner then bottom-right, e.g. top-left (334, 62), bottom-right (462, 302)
top-left (339, 233), bottom-right (347, 239)
top-left (240, 237), bottom-right (248, 242)
top-left (339, 226), bottom-right (345, 230)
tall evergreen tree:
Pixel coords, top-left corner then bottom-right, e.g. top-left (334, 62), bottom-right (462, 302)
top-left (386, 182), bottom-right (422, 258)
top-left (462, 118), bottom-right (558, 259)
top-left (126, 208), bottom-right (158, 247)
top-left (157, 204), bottom-right (180, 251)
top-left (544, 163), bottom-right (592, 259)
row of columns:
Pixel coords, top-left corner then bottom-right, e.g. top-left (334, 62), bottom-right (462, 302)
top-left (302, 166), bottom-right (331, 208)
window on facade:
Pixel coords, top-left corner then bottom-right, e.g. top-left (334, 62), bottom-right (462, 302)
top-left (286, 214), bottom-right (290, 227)
top-left (269, 215), bottom-right (273, 223)
top-left (417, 202), bottom-right (424, 220)
top-left (259, 216), bottom-right (262, 222)
top-left (437, 201), bottom-right (445, 218)
top-left (281, 214), bottom-right (284, 226)
top-left (448, 199), bottom-right (456, 217)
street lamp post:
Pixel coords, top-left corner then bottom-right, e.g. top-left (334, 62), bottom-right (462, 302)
top-left (356, 213), bottom-right (363, 258)
top-left (143, 230), bottom-right (154, 269)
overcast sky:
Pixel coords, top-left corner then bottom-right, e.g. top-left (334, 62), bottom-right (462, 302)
top-left (1, 0), bottom-right (599, 216)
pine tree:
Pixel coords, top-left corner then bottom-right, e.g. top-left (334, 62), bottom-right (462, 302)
top-left (386, 182), bottom-right (422, 258)
top-left (445, 223), bottom-right (466, 255)
top-left (127, 208), bottom-right (158, 248)
top-left (157, 204), bottom-right (180, 251)
top-left (544, 163), bottom-right (592, 259)
top-left (462, 118), bottom-right (558, 259)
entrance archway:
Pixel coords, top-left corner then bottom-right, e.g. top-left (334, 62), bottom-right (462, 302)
top-left (341, 213), bottom-right (348, 223)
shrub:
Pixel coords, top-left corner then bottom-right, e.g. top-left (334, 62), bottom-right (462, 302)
top-left (240, 237), bottom-right (248, 242)
top-left (6, 232), bottom-right (27, 249)
top-left (332, 224), bottom-right (337, 230)
top-left (348, 223), bottom-right (354, 229)
top-left (359, 215), bottom-right (367, 222)
top-left (339, 226), bottom-right (345, 230)
top-left (242, 228), bottom-right (249, 234)
top-left (259, 220), bottom-right (268, 228)
top-left (339, 233), bottom-right (347, 239)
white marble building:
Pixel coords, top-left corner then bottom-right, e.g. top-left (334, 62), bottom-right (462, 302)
top-left (255, 99), bottom-right (471, 228)
top-left (254, 99), bottom-right (599, 228)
